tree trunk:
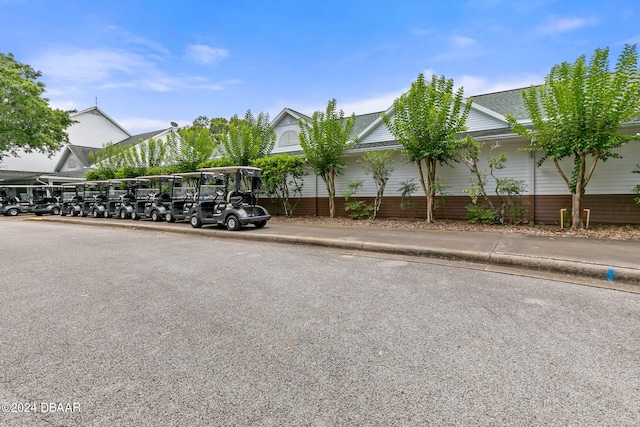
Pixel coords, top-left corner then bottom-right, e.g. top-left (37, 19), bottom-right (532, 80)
top-left (416, 160), bottom-right (431, 222)
top-left (325, 168), bottom-right (336, 218)
top-left (571, 154), bottom-right (587, 230)
top-left (425, 158), bottom-right (437, 223)
top-left (571, 191), bottom-right (584, 230)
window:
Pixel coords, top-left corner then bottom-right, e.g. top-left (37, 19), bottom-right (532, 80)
top-left (278, 130), bottom-right (299, 147)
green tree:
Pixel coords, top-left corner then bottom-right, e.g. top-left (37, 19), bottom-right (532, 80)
top-left (88, 142), bottom-right (127, 179)
top-left (0, 53), bottom-right (75, 162)
top-left (299, 98), bottom-right (358, 218)
top-left (123, 136), bottom-right (168, 170)
top-left (358, 150), bottom-right (396, 219)
top-left (383, 73), bottom-right (471, 223)
top-left (220, 110), bottom-right (275, 166)
top-left (167, 127), bottom-right (218, 172)
top-left (506, 44), bottom-right (640, 229)
top-left (252, 154), bottom-right (307, 217)
top-left (456, 137), bottom-right (527, 224)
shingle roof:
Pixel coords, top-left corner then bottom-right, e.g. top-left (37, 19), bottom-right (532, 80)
top-left (471, 87), bottom-right (532, 121)
top-left (113, 129), bottom-right (168, 149)
top-left (0, 170), bottom-right (49, 180)
top-left (351, 112), bottom-right (382, 139)
top-left (67, 145), bottom-right (101, 168)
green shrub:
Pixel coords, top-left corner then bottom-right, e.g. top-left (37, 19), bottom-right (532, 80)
top-left (466, 204), bottom-right (499, 224)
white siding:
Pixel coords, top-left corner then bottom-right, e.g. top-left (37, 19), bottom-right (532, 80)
top-left (0, 108), bottom-right (130, 172)
top-left (273, 122), bottom-right (302, 154)
top-left (57, 152), bottom-right (79, 172)
top-left (534, 140), bottom-right (640, 195)
top-left (465, 107), bottom-right (508, 132)
top-left (67, 110), bottom-right (130, 148)
top-left (358, 120), bottom-right (395, 145)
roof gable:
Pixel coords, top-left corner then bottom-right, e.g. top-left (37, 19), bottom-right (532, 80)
top-left (271, 108), bottom-right (309, 128)
top-left (71, 106), bottom-right (131, 137)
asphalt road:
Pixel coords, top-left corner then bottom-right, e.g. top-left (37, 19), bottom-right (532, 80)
top-left (1, 220), bottom-right (639, 426)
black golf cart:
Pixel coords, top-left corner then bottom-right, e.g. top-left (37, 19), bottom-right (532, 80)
top-left (165, 172), bottom-right (205, 223)
top-left (0, 186), bottom-right (33, 216)
top-left (188, 166), bottom-right (271, 230)
top-left (131, 175), bottom-right (178, 221)
top-left (115, 178), bottom-right (149, 219)
top-left (31, 185), bottom-right (62, 216)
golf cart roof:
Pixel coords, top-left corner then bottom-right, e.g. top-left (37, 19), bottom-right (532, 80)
top-left (136, 175), bottom-right (180, 180)
top-left (172, 171), bottom-right (205, 178)
top-left (115, 178), bottom-right (150, 183)
top-left (198, 166), bottom-right (261, 175)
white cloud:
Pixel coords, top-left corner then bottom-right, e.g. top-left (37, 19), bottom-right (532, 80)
top-left (535, 16), bottom-right (591, 34)
top-left (410, 27), bottom-right (432, 36)
top-left (104, 25), bottom-right (171, 56)
top-left (455, 73), bottom-right (544, 96)
top-left (185, 44), bottom-right (229, 64)
top-left (452, 35), bottom-right (477, 48)
top-left (33, 47), bottom-right (231, 99)
top-left (34, 48), bottom-right (149, 82)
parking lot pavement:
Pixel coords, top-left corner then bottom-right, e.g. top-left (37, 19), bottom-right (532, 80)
top-left (1, 219), bottom-right (639, 425)
top-left (20, 214), bottom-right (640, 290)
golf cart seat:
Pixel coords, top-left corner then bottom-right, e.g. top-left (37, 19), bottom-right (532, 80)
top-left (226, 191), bottom-right (243, 206)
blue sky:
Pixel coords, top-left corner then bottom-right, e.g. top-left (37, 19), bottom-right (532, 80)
top-left (1, 0), bottom-right (639, 135)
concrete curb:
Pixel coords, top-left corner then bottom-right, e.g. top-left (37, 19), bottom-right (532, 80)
top-left (30, 217), bottom-right (640, 287)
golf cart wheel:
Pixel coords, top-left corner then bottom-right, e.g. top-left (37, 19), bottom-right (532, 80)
top-left (131, 211), bottom-right (139, 220)
top-left (226, 215), bottom-right (241, 231)
top-left (119, 209), bottom-right (128, 219)
top-left (51, 207), bottom-right (60, 215)
top-left (190, 214), bottom-right (202, 229)
top-left (165, 212), bottom-right (175, 223)
top-left (151, 210), bottom-right (160, 222)
top-left (81, 210), bottom-right (87, 217)
top-left (7, 208), bottom-right (19, 216)
top-left (70, 208), bottom-right (77, 217)
top-left (254, 220), bottom-right (267, 229)
top-left (92, 209), bottom-right (99, 218)
top-left (103, 211), bottom-right (111, 218)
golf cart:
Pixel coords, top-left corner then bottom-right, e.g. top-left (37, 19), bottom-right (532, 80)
top-left (0, 186), bottom-right (33, 216)
top-left (89, 181), bottom-right (117, 218)
top-left (60, 182), bottom-right (96, 217)
top-left (31, 185), bottom-right (62, 216)
top-left (165, 172), bottom-right (204, 223)
top-left (79, 182), bottom-right (101, 217)
top-left (188, 166), bottom-right (271, 230)
top-left (129, 175), bottom-right (178, 222)
top-left (60, 183), bottom-right (83, 216)
top-left (115, 178), bottom-right (149, 219)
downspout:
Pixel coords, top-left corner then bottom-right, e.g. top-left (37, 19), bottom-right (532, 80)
top-left (530, 150), bottom-right (536, 224)
top-left (315, 174), bottom-right (318, 217)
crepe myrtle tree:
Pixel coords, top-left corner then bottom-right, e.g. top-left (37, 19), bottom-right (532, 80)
top-left (299, 98), bottom-right (358, 218)
top-left (0, 53), bottom-right (75, 162)
top-left (220, 110), bottom-right (275, 166)
top-left (358, 150), bottom-right (396, 219)
top-left (383, 73), bottom-right (471, 223)
top-left (506, 44), bottom-right (640, 229)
